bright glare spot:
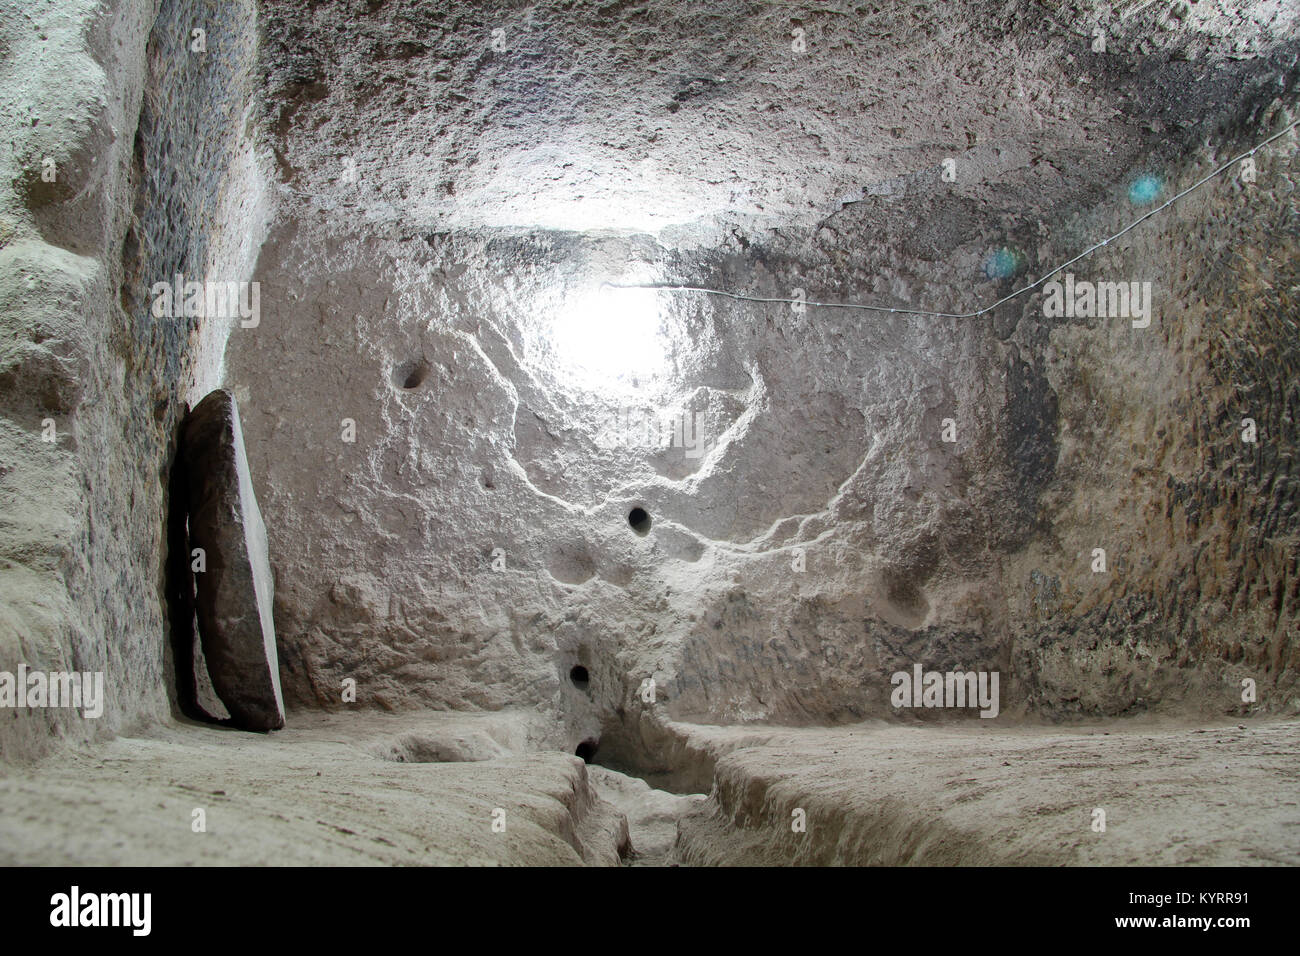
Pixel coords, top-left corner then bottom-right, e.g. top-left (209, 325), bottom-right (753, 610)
top-left (982, 246), bottom-right (1023, 280)
top-left (550, 284), bottom-right (666, 392)
top-left (1128, 174), bottom-right (1163, 205)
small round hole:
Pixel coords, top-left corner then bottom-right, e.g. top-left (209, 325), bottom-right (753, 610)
top-left (392, 359), bottom-right (430, 390)
top-left (575, 739), bottom-right (599, 763)
top-left (627, 507), bottom-right (651, 535)
top-left (569, 665), bottom-right (590, 691)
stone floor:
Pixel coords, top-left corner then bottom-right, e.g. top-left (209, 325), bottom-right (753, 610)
top-left (2, 712), bottom-right (1295, 866)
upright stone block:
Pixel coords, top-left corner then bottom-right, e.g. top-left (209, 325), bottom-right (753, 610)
top-left (181, 389), bottom-right (285, 731)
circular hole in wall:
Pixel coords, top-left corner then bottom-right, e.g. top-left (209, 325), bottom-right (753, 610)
top-left (627, 507), bottom-right (651, 535)
top-left (575, 739), bottom-right (600, 763)
top-left (392, 359), bottom-right (430, 391)
top-left (569, 665), bottom-right (590, 691)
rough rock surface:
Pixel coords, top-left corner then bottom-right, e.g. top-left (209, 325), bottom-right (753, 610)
top-left (0, 0), bottom-right (160, 761)
top-left (220, 0), bottom-right (1300, 778)
top-left (0, 713), bottom-right (1291, 867)
top-left (182, 389), bottom-right (285, 731)
top-left (587, 765), bottom-right (707, 866)
top-left (0, 0), bottom-right (270, 760)
top-left (672, 718), bottom-right (1300, 865)
top-left (2, 0), bottom-right (1300, 867)
top-left (0, 713), bottom-right (630, 865)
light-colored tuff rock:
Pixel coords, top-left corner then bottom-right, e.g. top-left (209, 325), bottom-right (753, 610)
top-left (181, 389), bottom-right (285, 731)
top-left (672, 718), bottom-right (1300, 865)
top-left (0, 0), bottom-right (164, 762)
top-left (0, 0), bottom-right (270, 760)
top-left (0, 712), bottom-right (629, 866)
top-left (228, 3), bottom-right (1300, 774)
top-left (1, 0), bottom-right (1298, 866)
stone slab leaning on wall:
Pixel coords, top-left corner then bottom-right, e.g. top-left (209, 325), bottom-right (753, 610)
top-left (181, 388), bottom-right (284, 731)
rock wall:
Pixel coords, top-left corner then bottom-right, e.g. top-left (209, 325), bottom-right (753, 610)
top-left (1006, 107), bottom-right (1300, 719)
top-left (225, 109), bottom-right (1300, 782)
top-left (221, 6), bottom-right (1300, 781)
top-left (1, 0), bottom-right (1297, 776)
top-left (0, 0), bottom-right (270, 760)
top-left (121, 0), bottom-right (273, 721)
top-left (0, 0), bottom-right (159, 760)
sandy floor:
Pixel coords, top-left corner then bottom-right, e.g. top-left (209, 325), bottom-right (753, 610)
top-left (1, 712), bottom-right (1295, 865)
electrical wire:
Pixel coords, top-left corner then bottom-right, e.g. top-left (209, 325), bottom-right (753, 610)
top-left (602, 117), bottom-right (1300, 319)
